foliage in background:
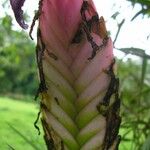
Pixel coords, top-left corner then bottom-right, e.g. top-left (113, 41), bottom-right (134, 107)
top-left (128, 0), bottom-right (150, 20)
top-left (112, 1), bottom-right (150, 149)
top-left (0, 14), bottom-right (37, 95)
top-left (118, 58), bottom-right (150, 149)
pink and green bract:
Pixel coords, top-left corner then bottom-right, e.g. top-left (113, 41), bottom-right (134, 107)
top-left (10, 0), bottom-right (121, 149)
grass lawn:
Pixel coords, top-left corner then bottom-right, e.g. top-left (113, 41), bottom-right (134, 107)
top-left (0, 96), bottom-right (46, 150)
top-left (0, 96), bottom-right (133, 150)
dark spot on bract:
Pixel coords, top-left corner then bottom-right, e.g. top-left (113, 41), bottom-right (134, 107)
top-left (54, 97), bottom-right (59, 105)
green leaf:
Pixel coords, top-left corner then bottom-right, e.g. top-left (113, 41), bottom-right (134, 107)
top-left (117, 47), bottom-right (150, 59)
top-left (131, 9), bottom-right (150, 21)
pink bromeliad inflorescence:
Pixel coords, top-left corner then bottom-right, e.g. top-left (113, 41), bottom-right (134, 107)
top-left (10, 0), bottom-right (121, 149)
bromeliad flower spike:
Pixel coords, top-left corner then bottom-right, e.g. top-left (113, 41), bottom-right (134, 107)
top-left (10, 0), bottom-right (121, 149)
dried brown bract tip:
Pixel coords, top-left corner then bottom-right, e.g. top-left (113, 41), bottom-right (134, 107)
top-left (99, 16), bottom-right (108, 39)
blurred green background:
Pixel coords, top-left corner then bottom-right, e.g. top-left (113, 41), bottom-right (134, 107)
top-left (0, 0), bottom-right (150, 150)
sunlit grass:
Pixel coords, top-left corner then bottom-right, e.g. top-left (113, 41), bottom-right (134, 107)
top-left (0, 96), bottom-right (46, 150)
